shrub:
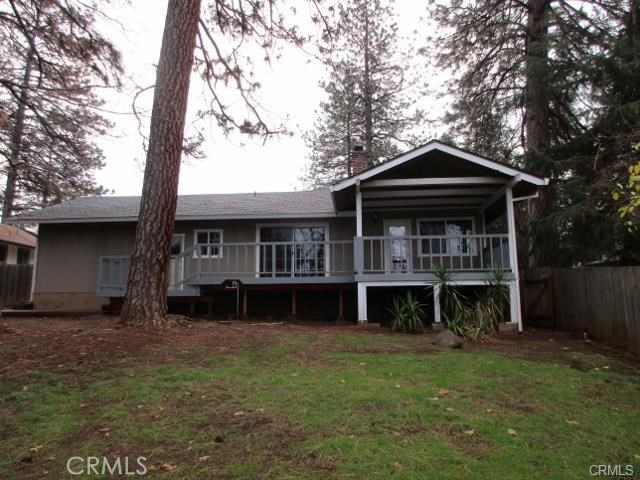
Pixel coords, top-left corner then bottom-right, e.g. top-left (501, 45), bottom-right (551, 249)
top-left (388, 290), bottom-right (425, 334)
top-left (432, 266), bottom-right (509, 339)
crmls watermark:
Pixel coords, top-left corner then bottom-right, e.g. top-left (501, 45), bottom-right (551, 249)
top-left (66, 456), bottom-right (147, 476)
top-left (589, 464), bottom-right (634, 477)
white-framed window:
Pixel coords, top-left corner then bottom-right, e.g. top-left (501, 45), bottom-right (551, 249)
top-left (193, 229), bottom-right (223, 258)
top-left (417, 218), bottom-right (475, 256)
top-left (255, 223), bottom-right (329, 277)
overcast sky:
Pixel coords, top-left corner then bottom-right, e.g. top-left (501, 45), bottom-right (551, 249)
top-left (95, 1), bottom-right (443, 196)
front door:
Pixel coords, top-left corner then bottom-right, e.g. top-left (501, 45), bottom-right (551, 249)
top-left (169, 234), bottom-right (185, 289)
top-left (383, 219), bottom-right (412, 273)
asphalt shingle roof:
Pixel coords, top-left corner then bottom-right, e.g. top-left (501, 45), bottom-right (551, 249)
top-left (9, 190), bottom-right (336, 223)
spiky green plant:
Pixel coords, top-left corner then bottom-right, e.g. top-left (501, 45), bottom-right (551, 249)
top-left (388, 291), bottom-right (425, 334)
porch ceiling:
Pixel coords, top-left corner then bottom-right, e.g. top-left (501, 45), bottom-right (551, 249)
top-left (332, 146), bottom-right (541, 213)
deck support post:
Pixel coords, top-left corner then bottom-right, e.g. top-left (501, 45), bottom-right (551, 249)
top-left (242, 289), bottom-right (248, 319)
top-left (433, 284), bottom-right (441, 324)
top-left (337, 288), bottom-right (344, 321)
top-left (291, 289), bottom-right (297, 319)
top-left (357, 282), bottom-right (367, 324)
top-left (506, 186), bottom-right (523, 331)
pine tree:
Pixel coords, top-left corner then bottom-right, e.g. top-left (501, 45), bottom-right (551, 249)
top-left (0, 0), bottom-right (122, 220)
top-left (121, 0), bottom-right (331, 327)
top-left (428, 0), bottom-right (629, 266)
top-left (303, 0), bottom-right (425, 187)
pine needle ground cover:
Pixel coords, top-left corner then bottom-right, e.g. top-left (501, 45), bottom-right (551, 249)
top-left (0, 318), bottom-right (638, 479)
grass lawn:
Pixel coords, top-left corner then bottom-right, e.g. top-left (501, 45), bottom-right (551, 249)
top-left (0, 318), bottom-right (639, 479)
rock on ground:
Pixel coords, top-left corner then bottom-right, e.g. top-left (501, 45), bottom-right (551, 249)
top-left (431, 329), bottom-right (463, 349)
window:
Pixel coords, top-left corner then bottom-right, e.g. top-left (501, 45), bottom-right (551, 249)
top-left (258, 225), bottom-right (326, 277)
top-left (17, 247), bottom-right (30, 264)
top-left (0, 245), bottom-right (7, 263)
top-left (193, 230), bottom-right (223, 258)
top-left (418, 219), bottom-right (474, 256)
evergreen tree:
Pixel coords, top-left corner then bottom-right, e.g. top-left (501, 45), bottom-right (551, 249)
top-left (121, 0), bottom-right (331, 327)
top-left (0, 0), bottom-right (122, 220)
top-left (428, 0), bottom-right (631, 266)
top-left (303, 0), bottom-right (425, 187)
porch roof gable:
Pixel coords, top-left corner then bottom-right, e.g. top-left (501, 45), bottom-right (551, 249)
top-left (330, 140), bottom-right (548, 192)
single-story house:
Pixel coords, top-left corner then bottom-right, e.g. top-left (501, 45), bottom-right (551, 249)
top-left (0, 224), bottom-right (37, 265)
top-left (7, 141), bottom-right (547, 328)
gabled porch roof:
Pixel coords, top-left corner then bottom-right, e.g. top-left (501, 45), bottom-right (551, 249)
top-left (330, 140), bottom-right (548, 214)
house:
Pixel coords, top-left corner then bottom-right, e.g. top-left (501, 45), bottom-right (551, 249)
top-left (7, 141), bottom-right (547, 328)
top-left (0, 224), bottom-right (37, 265)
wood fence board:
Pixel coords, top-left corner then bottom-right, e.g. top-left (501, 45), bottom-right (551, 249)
top-left (551, 267), bottom-right (640, 353)
top-left (0, 264), bottom-right (33, 307)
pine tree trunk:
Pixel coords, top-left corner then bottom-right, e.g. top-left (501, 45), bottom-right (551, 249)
top-left (119, 0), bottom-right (201, 328)
top-left (363, 5), bottom-right (374, 167)
top-left (2, 48), bottom-right (34, 221)
top-left (524, 0), bottom-right (552, 267)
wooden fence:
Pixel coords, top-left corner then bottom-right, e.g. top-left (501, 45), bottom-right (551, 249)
top-left (0, 264), bottom-right (33, 308)
top-left (524, 267), bottom-right (640, 353)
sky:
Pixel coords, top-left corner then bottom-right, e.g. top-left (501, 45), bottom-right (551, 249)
top-left (95, 1), bottom-right (444, 197)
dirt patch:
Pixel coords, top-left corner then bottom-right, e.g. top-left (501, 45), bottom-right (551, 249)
top-left (0, 316), bottom-right (638, 382)
top-left (0, 316), bottom-right (385, 380)
top-left (431, 422), bottom-right (495, 459)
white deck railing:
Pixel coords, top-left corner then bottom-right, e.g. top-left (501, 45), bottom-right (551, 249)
top-left (355, 234), bottom-right (510, 274)
top-left (97, 235), bottom-right (511, 292)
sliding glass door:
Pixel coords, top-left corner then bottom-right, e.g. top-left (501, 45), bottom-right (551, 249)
top-left (259, 226), bottom-right (326, 277)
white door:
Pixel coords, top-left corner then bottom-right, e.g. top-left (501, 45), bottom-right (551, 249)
top-left (169, 234), bottom-right (185, 289)
top-left (383, 219), bottom-right (412, 273)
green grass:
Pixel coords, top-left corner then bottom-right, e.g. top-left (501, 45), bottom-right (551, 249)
top-left (0, 330), bottom-right (639, 479)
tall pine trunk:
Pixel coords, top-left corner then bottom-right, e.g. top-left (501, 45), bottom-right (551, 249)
top-left (120, 0), bottom-right (201, 328)
top-left (2, 47), bottom-right (34, 221)
top-left (524, 0), bottom-right (552, 267)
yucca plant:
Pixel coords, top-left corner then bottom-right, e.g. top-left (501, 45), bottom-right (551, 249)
top-left (433, 265), bottom-right (470, 336)
top-left (485, 266), bottom-right (509, 324)
top-left (388, 290), bottom-right (425, 334)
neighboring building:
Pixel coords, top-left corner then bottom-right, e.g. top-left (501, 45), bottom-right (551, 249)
top-left (0, 224), bottom-right (37, 265)
top-left (7, 141), bottom-right (547, 328)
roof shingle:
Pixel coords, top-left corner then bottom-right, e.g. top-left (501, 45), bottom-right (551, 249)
top-left (8, 190), bottom-right (336, 224)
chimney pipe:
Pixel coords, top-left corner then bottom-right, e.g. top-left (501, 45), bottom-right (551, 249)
top-left (351, 140), bottom-right (368, 176)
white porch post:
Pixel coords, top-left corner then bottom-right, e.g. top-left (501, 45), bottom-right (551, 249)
top-left (356, 181), bottom-right (368, 323)
top-left (433, 284), bottom-right (441, 324)
top-left (356, 179), bottom-right (363, 237)
top-left (357, 282), bottom-right (368, 324)
top-left (505, 186), bottom-right (523, 331)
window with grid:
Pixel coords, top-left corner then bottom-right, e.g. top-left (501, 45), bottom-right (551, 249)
top-left (194, 230), bottom-right (222, 258)
top-left (419, 219), bottom-right (474, 255)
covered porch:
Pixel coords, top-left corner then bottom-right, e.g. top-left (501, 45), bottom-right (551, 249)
top-left (331, 141), bottom-right (548, 331)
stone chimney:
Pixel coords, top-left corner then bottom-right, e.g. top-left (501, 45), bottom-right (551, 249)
top-left (351, 142), bottom-right (368, 176)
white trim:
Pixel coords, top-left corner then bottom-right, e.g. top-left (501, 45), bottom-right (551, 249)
top-left (361, 187), bottom-right (497, 199)
top-left (363, 197), bottom-right (487, 208)
top-left (416, 217), bottom-right (476, 257)
top-left (360, 177), bottom-right (505, 189)
top-left (433, 283), bottom-right (441, 323)
top-left (170, 233), bottom-right (185, 289)
top-left (505, 188), bottom-right (522, 331)
top-left (382, 219), bottom-right (412, 273)
top-left (356, 182), bottom-right (363, 237)
top-left (357, 282), bottom-right (368, 322)
top-left (193, 229), bottom-right (223, 259)
top-left (362, 280), bottom-right (496, 287)
top-left (479, 175), bottom-right (521, 211)
top-left (332, 141), bottom-right (548, 191)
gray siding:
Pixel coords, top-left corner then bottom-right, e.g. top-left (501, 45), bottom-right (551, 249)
top-left (34, 217), bottom-right (355, 307)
